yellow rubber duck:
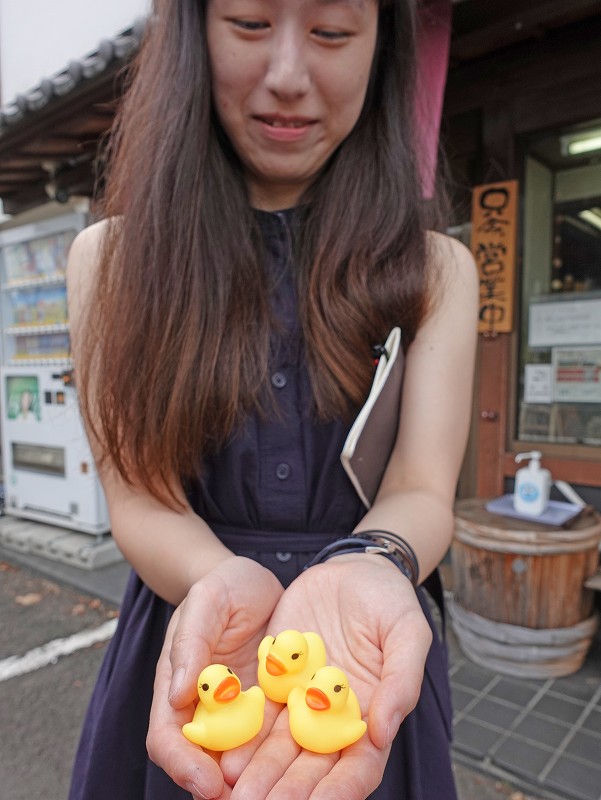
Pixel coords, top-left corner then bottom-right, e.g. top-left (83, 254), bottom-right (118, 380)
top-left (257, 629), bottom-right (327, 703)
top-left (182, 664), bottom-right (265, 751)
top-left (287, 665), bottom-right (367, 754)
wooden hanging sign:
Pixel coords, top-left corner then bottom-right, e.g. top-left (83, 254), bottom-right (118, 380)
top-left (471, 180), bottom-right (518, 334)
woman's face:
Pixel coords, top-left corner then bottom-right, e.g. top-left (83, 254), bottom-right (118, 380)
top-left (206, 0), bottom-right (379, 210)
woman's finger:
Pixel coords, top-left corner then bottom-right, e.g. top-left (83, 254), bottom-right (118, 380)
top-left (230, 708), bottom-right (301, 800)
top-left (219, 699), bottom-right (282, 786)
top-left (306, 739), bottom-right (388, 800)
top-left (148, 625), bottom-right (226, 798)
top-left (368, 601), bottom-right (433, 749)
top-left (266, 749), bottom-right (339, 800)
top-left (168, 577), bottom-right (230, 707)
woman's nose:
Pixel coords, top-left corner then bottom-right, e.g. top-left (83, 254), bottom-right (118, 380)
top-left (264, 35), bottom-right (311, 99)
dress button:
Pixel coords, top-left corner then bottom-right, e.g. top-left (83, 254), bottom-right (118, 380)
top-left (276, 551), bottom-right (292, 563)
top-left (271, 372), bottom-right (287, 389)
top-left (276, 462), bottom-right (291, 480)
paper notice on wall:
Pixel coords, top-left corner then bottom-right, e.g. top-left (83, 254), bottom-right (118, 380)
top-left (524, 364), bottom-right (553, 404)
top-left (529, 299), bottom-right (601, 347)
top-left (551, 347), bottom-right (601, 403)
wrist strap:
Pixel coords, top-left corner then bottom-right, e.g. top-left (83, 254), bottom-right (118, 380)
top-left (303, 530), bottom-right (419, 586)
top-left (355, 529), bottom-right (419, 585)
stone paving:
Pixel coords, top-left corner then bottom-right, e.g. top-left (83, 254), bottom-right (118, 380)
top-left (448, 620), bottom-right (601, 800)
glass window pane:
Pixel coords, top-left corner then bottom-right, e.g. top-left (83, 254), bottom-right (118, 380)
top-left (518, 125), bottom-right (601, 447)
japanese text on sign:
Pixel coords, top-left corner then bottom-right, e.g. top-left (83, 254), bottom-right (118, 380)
top-left (471, 180), bottom-right (518, 334)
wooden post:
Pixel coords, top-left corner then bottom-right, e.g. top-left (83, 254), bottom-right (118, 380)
top-left (470, 177), bottom-right (519, 498)
top-left (475, 333), bottom-right (510, 497)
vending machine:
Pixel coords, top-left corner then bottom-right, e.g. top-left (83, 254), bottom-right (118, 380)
top-left (0, 211), bottom-right (110, 534)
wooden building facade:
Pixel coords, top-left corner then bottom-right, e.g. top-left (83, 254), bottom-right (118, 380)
top-left (445, 0), bottom-right (601, 503)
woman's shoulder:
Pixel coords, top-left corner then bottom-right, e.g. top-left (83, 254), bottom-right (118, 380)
top-left (425, 230), bottom-right (478, 282)
top-left (67, 217), bottom-right (121, 294)
top-left (420, 230), bottom-right (479, 327)
top-left (66, 218), bottom-right (115, 318)
top-left (67, 218), bottom-right (109, 271)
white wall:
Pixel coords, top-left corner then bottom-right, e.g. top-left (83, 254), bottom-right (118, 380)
top-left (556, 163), bottom-right (601, 203)
top-left (0, 0), bottom-right (150, 104)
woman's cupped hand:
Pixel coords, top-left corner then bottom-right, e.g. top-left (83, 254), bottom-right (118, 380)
top-left (221, 554), bottom-right (433, 800)
top-left (147, 555), bottom-right (284, 800)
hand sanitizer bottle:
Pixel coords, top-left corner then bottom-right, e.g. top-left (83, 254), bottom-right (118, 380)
top-left (514, 451), bottom-right (551, 517)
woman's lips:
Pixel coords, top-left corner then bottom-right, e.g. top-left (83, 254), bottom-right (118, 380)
top-left (254, 114), bottom-right (316, 141)
top-left (256, 114), bottom-right (316, 127)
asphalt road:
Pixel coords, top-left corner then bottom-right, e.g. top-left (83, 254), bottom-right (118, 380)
top-left (0, 558), bottom-right (117, 800)
top-left (0, 554), bottom-right (546, 800)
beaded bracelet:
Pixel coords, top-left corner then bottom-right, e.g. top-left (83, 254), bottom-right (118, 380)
top-left (303, 529), bottom-right (419, 586)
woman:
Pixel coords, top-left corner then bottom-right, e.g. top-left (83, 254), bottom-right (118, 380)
top-left (68, 1), bottom-right (478, 798)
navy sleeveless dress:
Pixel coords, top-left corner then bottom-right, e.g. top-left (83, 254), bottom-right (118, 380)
top-left (69, 209), bottom-right (457, 800)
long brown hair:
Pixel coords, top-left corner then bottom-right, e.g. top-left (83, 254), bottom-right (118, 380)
top-left (78, 0), bottom-right (441, 506)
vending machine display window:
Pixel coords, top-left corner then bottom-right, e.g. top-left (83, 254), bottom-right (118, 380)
top-left (11, 442), bottom-right (65, 477)
top-left (0, 213), bottom-right (110, 534)
top-left (0, 219), bottom-right (76, 366)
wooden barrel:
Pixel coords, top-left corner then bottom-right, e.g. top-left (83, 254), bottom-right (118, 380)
top-left (450, 498), bottom-right (601, 677)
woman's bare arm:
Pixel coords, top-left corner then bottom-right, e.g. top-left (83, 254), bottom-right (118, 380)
top-left (356, 232), bottom-right (479, 580)
top-left (67, 222), bottom-right (235, 605)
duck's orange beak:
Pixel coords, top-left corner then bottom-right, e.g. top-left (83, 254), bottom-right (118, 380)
top-left (305, 687), bottom-right (330, 711)
top-left (214, 675), bottom-right (240, 703)
top-left (266, 654), bottom-right (287, 676)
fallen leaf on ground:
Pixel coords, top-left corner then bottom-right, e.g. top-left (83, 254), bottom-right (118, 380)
top-left (15, 592), bottom-right (42, 606)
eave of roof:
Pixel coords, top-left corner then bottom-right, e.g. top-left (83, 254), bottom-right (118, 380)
top-left (0, 18), bottom-right (146, 215)
top-left (0, 18), bottom-right (146, 132)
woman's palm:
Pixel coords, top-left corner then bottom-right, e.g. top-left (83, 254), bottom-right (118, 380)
top-left (222, 556), bottom-right (432, 800)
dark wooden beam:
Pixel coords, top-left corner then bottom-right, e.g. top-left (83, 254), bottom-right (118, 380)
top-left (451, 0), bottom-right (601, 62)
top-left (1, 157), bottom-right (96, 215)
top-left (0, 167), bottom-right (46, 177)
top-left (513, 74), bottom-right (601, 135)
top-left (0, 181), bottom-right (40, 191)
top-left (452, 0), bottom-right (559, 33)
top-left (446, 13), bottom-right (601, 119)
top-left (1, 185), bottom-right (56, 214)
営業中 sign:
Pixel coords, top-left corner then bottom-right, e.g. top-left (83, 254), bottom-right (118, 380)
top-left (471, 180), bottom-right (518, 334)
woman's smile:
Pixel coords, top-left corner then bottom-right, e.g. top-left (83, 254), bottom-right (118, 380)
top-left (253, 113), bottom-right (317, 142)
top-left (254, 114), bottom-right (316, 128)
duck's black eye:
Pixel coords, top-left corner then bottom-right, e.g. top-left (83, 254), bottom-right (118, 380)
top-left (201, 683), bottom-right (209, 692)
top-left (334, 685), bottom-right (343, 693)
top-left (227, 668), bottom-right (233, 674)
top-left (311, 673), bottom-right (316, 680)
top-left (291, 653), bottom-right (300, 660)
